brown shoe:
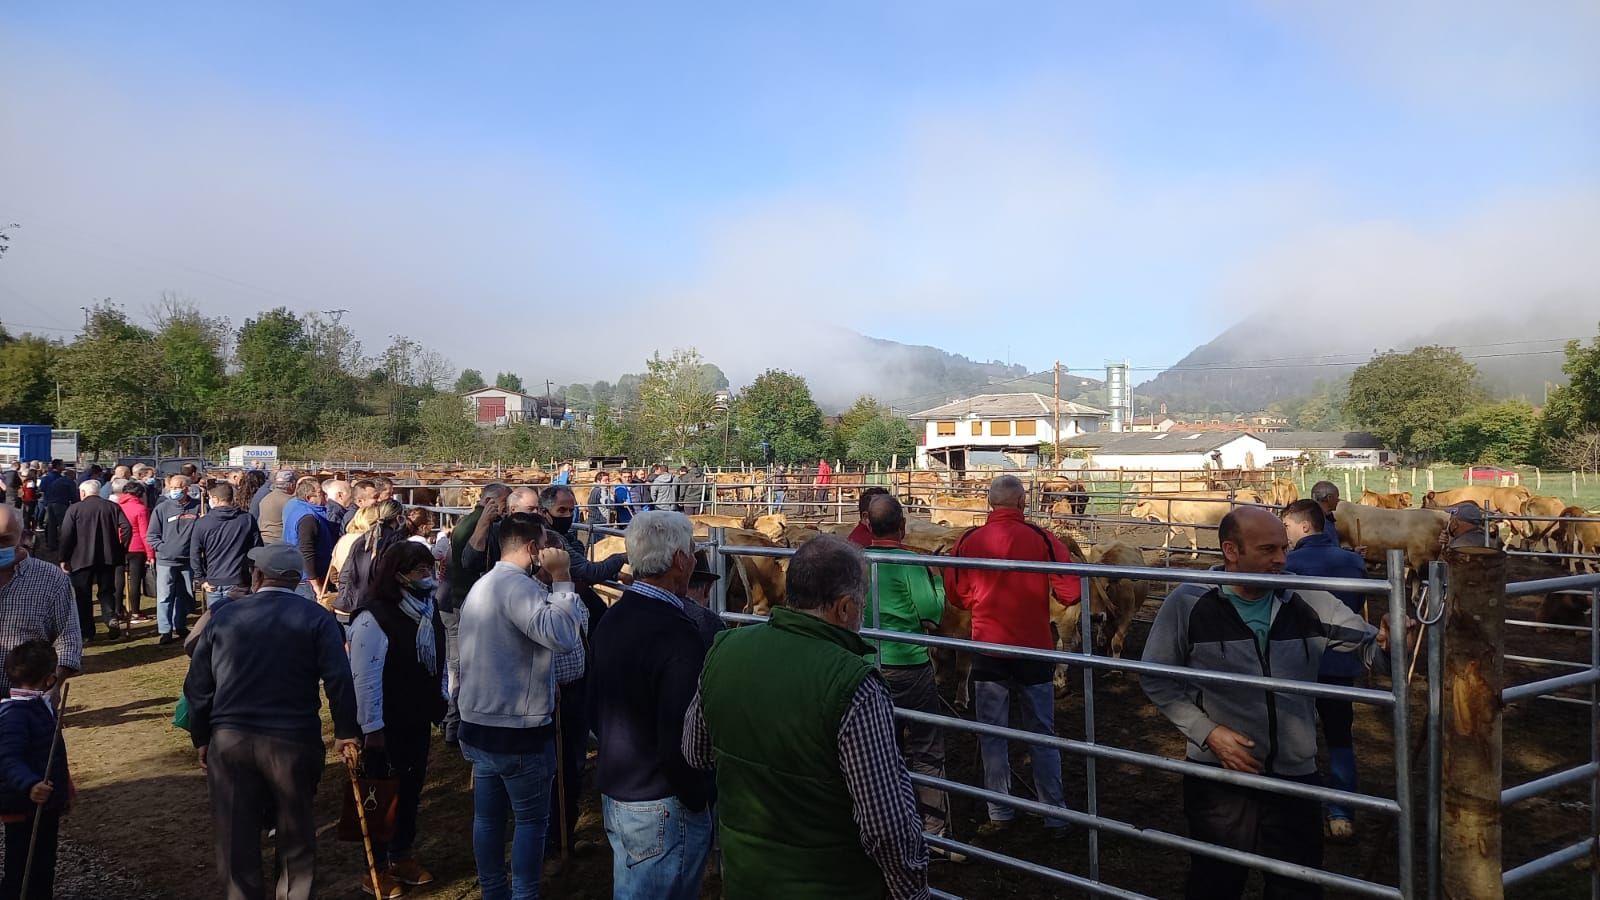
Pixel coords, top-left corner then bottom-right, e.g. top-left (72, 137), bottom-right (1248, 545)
top-left (360, 870), bottom-right (405, 898)
top-left (389, 858), bottom-right (435, 887)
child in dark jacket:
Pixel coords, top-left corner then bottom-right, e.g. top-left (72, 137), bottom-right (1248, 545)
top-left (0, 640), bottom-right (70, 900)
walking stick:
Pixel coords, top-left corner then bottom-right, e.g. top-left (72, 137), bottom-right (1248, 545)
top-left (342, 744), bottom-right (385, 900)
top-left (22, 682), bottom-right (69, 896)
top-left (554, 688), bottom-right (570, 860)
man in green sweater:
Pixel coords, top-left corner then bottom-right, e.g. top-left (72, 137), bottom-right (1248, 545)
top-left (682, 535), bottom-right (929, 899)
top-left (864, 494), bottom-right (951, 845)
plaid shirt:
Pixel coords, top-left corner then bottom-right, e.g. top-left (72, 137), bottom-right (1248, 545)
top-left (546, 580), bottom-right (590, 686)
top-left (0, 556), bottom-right (83, 694)
top-left (683, 676), bottom-right (930, 900)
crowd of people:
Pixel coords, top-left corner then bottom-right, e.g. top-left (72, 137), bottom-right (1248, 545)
top-left (0, 460), bottom-right (1452, 900)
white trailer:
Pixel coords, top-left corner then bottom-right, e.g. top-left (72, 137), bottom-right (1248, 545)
top-left (227, 445), bottom-right (279, 469)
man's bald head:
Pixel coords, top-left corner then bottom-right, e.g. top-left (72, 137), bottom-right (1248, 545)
top-left (0, 504), bottom-right (21, 542)
top-left (867, 494), bottom-right (906, 539)
top-left (508, 487), bottom-right (541, 515)
top-left (1218, 506), bottom-right (1289, 588)
top-left (987, 475), bottom-right (1026, 510)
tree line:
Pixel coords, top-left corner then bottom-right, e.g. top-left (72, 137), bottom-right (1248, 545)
top-left (1271, 324), bottom-right (1600, 471)
top-left (0, 302), bottom-right (916, 467)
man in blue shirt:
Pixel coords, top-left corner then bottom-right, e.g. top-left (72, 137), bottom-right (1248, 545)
top-left (1282, 498), bottom-right (1369, 842)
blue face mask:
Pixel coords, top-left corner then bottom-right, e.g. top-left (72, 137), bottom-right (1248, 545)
top-left (0, 547), bottom-right (16, 569)
top-left (409, 576), bottom-right (437, 593)
top-left (166, 489), bottom-right (185, 501)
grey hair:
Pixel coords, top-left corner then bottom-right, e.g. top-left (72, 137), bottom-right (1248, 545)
top-left (1310, 481), bottom-right (1340, 503)
top-left (78, 479), bottom-right (102, 495)
top-left (481, 482), bottom-right (512, 501)
top-left (785, 535), bottom-right (868, 611)
top-left (987, 474), bottom-right (1026, 508)
top-left (109, 477), bottom-right (130, 494)
top-left (625, 510), bottom-right (695, 577)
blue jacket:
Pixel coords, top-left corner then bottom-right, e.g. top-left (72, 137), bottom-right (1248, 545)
top-left (0, 695), bottom-right (68, 815)
top-left (190, 505), bottom-right (262, 588)
top-left (147, 496), bottom-right (203, 564)
top-left (280, 499), bottom-right (334, 583)
top-left (182, 587), bottom-right (359, 747)
top-left (1323, 511), bottom-right (1339, 541)
top-left (1285, 532), bottom-right (1371, 677)
top-left (612, 485), bottom-right (633, 524)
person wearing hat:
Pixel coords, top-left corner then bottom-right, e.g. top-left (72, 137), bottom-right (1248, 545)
top-left (256, 469), bottom-right (298, 545)
top-left (683, 552), bottom-right (727, 650)
top-left (183, 543), bottom-right (359, 900)
top-left (1443, 501), bottom-right (1502, 551)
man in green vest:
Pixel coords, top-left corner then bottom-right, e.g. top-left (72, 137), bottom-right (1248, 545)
top-left (682, 535), bottom-right (930, 900)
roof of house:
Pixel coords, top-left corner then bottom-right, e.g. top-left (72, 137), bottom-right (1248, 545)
top-left (462, 387), bottom-right (534, 400)
top-left (1061, 431), bottom-right (1266, 455)
top-left (1260, 431), bottom-right (1385, 450)
top-left (908, 392), bottom-right (1109, 421)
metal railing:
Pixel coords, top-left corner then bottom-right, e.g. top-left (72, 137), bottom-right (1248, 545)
top-left (707, 533), bottom-right (1415, 899)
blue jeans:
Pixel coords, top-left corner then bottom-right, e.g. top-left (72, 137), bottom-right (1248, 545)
top-left (461, 739), bottom-right (557, 900)
top-left (975, 678), bottom-right (1068, 826)
top-left (155, 564), bottom-right (193, 635)
top-left (770, 490), bottom-right (785, 513)
top-left (602, 795), bottom-right (713, 900)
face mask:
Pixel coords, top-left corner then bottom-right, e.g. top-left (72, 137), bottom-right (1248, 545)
top-left (409, 576), bottom-right (437, 593)
top-left (0, 547), bottom-right (16, 569)
top-left (166, 489), bottom-right (185, 501)
top-left (550, 515), bottom-right (572, 534)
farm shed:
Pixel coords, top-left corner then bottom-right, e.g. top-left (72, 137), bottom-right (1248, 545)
top-left (1060, 431), bottom-right (1267, 471)
top-left (909, 392), bottom-right (1108, 471)
top-left (1261, 431), bottom-right (1390, 468)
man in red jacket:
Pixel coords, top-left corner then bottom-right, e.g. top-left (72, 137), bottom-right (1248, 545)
top-left (944, 474), bottom-right (1080, 836)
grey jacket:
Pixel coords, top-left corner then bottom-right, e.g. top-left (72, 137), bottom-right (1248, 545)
top-left (1140, 577), bottom-right (1388, 777)
top-left (457, 562), bottom-right (586, 730)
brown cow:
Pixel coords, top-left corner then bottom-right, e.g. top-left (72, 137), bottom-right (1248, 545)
top-left (1422, 484), bottom-right (1530, 514)
top-left (1556, 507), bottom-right (1600, 575)
top-left (929, 495), bottom-right (989, 528)
top-left (1332, 501), bottom-right (1449, 571)
top-left (1129, 490), bottom-right (1263, 558)
top-left (1508, 495), bottom-right (1568, 552)
top-left (1358, 489), bottom-right (1412, 509)
top-left (1051, 542), bottom-right (1147, 694)
top-left (1265, 478), bottom-right (1300, 507)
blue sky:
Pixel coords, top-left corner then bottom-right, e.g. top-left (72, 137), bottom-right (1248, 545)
top-left (1, 2), bottom-right (1596, 401)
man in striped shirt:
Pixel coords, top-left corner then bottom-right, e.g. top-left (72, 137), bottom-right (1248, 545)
top-left (682, 535), bottom-right (929, 900)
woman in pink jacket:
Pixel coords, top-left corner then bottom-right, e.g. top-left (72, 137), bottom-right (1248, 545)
top-left (115, 480), bottom-right (154, 623)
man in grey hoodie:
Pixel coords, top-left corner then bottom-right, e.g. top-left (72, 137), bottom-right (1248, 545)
top-left (1140, 506), bottom-right (1401, 900)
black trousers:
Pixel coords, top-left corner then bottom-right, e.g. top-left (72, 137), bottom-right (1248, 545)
top-left (546, 677), bottom-right (587, 854)
top-left (114, 551), bottom-right (149, 617)
top-left (1183, 772), bottom-right (1324, 900)
top-left (207, 729), bottom-right (323, 900)
top-left (42, 504), bottom-right (68, 550)
top-left (2, 808), bottom-right (60, 900)
top-left (881, 663), bottom-right (949, 835)
top-left (363, 722), bottom-right (432, 868)
top-left (69, 565), bottom-right (116, 638)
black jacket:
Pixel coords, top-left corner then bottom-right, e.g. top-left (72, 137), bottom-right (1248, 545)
top-left (588, 589), bottom-right (710, 810)
top-left (190, 506), bottom-right (262, 588)
top-left (0, 697), bottom-right (69, 815)
top-left (57, 495), bottom-right (132, 571)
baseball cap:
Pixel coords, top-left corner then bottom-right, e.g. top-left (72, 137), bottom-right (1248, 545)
top-left (249, 544), bottom-right (304, 580)
top-left (273, 469), bottom-right (298, 485)
top-left (1445, 501), bottom-right (1484, 524)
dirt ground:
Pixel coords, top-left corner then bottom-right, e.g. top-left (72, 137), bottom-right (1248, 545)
top-left (45, 538), bottom-right (1596, 900)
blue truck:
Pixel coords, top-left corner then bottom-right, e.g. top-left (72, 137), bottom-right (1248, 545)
top-left (0, 424), bottom-right (54, 465)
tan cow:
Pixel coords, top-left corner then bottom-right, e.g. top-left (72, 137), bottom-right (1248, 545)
top-left (1051, 542), bottom-right (1148, 694)
top-left (1556, 507), bottom-right (1600, 574)
top-left (1265, 478), bottom-right (1300, 507)
top-left (1509, 496), bottom-right (1568, 552)
top-left (1358, 489), bottom-right (1413, 509)
top-left (1129, 491), bottom-right (1263, 558)
top-left (929, 495), bottom-right (989, 528)
top-left (589, 527), bottom-right (788, 614)
top-left (689, 512), bottom-right (787, 544)
top-left (1421, 484), bottom-right (1531, 514)
top-left (1332, 501), bottom-right (1450, 571)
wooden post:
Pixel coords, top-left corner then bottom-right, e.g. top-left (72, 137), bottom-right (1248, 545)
top-left (1441, 546), bottom-right (1506, 900)
top-left (1411, 466), bottom-right (1417, 487)
top-left (1343, 471), bottom-right (1351, 498)
top-left (1574, 471), bottom-right (1580, 495)
top-left (1428, 469), bottom-right (1436, 492)
top-left (1534, 467), bottom-right (1541, 490)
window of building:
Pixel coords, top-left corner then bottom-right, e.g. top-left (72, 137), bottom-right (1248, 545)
top-left (971, 421), bottom-right (983, 436)
top-left (991, 420), bottom-right (1012, 437)
top-left (1015, 420), bottom-right (1037, 436)
top-left (936, 421), bottom-right (956, 436)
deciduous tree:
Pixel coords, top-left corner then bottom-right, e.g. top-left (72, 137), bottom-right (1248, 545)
top-left (638, 349), bottom-right (717, 454)
top-left (734, 369), bottom-right (826, 464)
top-left (1345, 346), bottom-right (1481, 460)
top-left (53, 304), bottom-right (160, 451)
top-left (495, 371), bottom-right (525, 393)
top-left (455, 368), bottom-right (487, 393)
top-left (1540, 324), bottom-right (1600, 440)
top-left (1441, 401), bottom-right (1539, 466)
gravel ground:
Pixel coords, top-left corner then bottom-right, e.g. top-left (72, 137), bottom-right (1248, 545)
top-left (0, 823), bottom-right (160, 900)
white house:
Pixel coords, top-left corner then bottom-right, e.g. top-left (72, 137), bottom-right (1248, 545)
top-left (1060, 431), bottom-right (1268, 471)
top-left (1260, 432), bottom-right (1391, 469)
top-left (463, 387), bottom-right (539, 424)
top-left (908, 393), bottom-right (1109, 471)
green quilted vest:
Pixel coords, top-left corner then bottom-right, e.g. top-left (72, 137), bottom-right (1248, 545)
top-left (700, 607), bottom-right (885, 899)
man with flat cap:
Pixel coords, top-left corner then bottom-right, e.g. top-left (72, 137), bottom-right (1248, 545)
top-left (1443, 501), bottom-right (1502, 551)
top-left (184, 543), bottom-right (359, 900)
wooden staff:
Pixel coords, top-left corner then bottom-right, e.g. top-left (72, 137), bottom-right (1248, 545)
top-left (23, 682), bottom-right (70, 896)
top-left (554, 688), bottom-right (570, 860)
top-left (342, 745), bottom-right (385, 900)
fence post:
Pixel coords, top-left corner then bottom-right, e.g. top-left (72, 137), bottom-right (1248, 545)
top-left (1440, 546), bottom-right (1506, 900)
top-left (708, 527), bottom-right (728, 617)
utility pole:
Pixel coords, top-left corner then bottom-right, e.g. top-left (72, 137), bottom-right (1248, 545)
top-left (545, 380), bottom-right (555, 426)
top-left (1053, 360), bottom-right (1062, 470)
top-left (322, 308), bottom-right (349, 325)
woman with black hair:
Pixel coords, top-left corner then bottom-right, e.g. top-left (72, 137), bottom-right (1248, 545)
top-left (349, 540), bottom-right (446, 896)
